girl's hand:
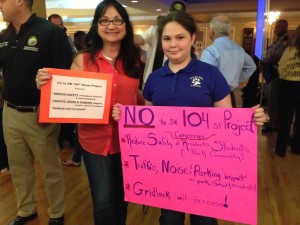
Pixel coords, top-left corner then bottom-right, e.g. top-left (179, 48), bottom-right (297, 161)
top-left (252, 104), bottom-right (267, 126)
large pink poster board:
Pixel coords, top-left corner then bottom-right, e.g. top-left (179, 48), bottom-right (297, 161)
top-left (119, 106), bottom-right (257, 225)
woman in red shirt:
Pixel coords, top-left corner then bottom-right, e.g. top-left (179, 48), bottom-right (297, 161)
top-left (36, 1), bottom-right (143, 224)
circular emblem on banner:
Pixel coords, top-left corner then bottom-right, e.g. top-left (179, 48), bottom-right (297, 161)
top-left (28, 36), bottom-right (38, 46)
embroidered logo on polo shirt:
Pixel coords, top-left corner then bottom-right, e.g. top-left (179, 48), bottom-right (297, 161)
top-left (28, 36), bottom-right (37, 46)
top-left (24, 36), bottom-right (38, 52)
top-left (190, 76), bottom-right (203, 87)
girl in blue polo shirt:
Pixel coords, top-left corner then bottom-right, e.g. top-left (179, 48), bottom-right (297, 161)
top-left (113, 10), bottom-right (266, 225)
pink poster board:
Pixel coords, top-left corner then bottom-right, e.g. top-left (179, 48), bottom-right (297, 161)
top-left (119, 106), bottom-right (257, 225)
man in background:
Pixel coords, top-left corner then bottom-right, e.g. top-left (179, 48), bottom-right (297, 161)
top-left (261, 19), bottom-right (291, 133)
top-left (48, 13), bottom-right (76, 148)
top-left (200, 14), bottom-right (256, 107)
top-left (0, 0), bottom-right (73, 224)
top-left (48, 13), bottom-right (76, 54)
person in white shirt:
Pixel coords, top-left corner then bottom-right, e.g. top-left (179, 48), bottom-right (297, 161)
top-left (200, 14), bottom-right (256, 107)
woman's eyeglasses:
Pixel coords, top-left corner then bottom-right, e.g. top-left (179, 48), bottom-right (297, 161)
top-left (98, 18), bottom-right (124, 26)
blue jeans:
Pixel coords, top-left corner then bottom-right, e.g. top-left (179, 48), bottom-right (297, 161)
top-left (82, 147), bottom-right (127, 225)
top-left (160, 209), bottom-right (218, 225)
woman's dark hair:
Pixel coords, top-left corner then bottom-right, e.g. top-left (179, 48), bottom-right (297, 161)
top-left (295, 25), bottom-right (300, 58)
top-left (158, 11), bottom-right (196, 57)
top-left (85, 0), bottom-right (142, 78)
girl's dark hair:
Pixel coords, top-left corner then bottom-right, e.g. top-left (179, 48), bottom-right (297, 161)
top-left (158, 11), bottom-right (196, 57)
top-left (295, 25), bottom-right (300, 58)
top-left (85, 0), bottom-right (142, 78)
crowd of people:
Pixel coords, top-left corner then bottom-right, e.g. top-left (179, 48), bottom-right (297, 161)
top-left (2, 0), bottom-right (299, 224)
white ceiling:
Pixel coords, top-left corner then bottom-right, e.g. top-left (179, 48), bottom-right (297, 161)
top-left (46, 0), bottom-right (100, 9)
top-left (45, 0), bottom-right (178, 25)
top-left (45, 0), bottom-right (300, 25)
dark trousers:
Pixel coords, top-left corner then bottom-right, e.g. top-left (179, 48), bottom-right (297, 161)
top-left (0, 108), bottom-right (8, 169)
top-left (82, 147), bottom-right (127, 225)
top-left (159, 209), bottom-right (218, 225)
top-left (265, 77), bottom-right (281, 128)
top-left (230, 91), bottom-right (236, 108)
top-left (58, 123), bottom-right (75, 148)
top-left (276, 80), bottom-right (300, 155)
top-left (242, 67), bottom-right (260, 108)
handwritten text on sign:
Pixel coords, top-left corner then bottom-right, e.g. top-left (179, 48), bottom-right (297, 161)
top-left (119, 106), bottom-right (257, 225)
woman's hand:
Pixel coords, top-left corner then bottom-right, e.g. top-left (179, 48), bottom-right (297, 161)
top-left (252, 104), bottom-right (267, 126)
top-left (35, 68), bottom-right (52, 90)
top-left (112, 103), bottom-right (122, 122)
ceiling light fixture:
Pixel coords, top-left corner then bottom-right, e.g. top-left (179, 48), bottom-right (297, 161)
top-left (265, 11), bottom-right (280, 25)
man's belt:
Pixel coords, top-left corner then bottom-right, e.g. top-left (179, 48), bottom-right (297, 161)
top-left (6, 101), bottom-right (38, 112)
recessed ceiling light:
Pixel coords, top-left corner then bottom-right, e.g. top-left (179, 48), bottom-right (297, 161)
top-left (131, 0), bottom-right (138, 3)
top-left (156, 9), bottom-right (162, 11)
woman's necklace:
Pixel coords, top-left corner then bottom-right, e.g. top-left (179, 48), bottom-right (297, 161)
top-left (102, 52), bottom-right (116, 62)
